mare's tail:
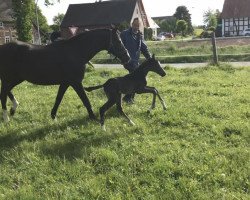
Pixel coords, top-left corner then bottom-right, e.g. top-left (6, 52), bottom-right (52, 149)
top-left (85, 84), bottom-right (103, 92)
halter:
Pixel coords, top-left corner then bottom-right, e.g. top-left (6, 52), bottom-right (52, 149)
top-left (108, 29), bottom-right (130, 65)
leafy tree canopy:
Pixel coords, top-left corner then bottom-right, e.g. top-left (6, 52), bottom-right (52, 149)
top-left (176, 20), bottom-right (188, 36)
top-left (44, 0), bottom-right (61, 6)
top-left (174, 6), bottom-right (193, 34)
top-left (12, 0), bottom-right (53, 42)
top-left (50, 13), bottom-right (65, 32)
top-left (203, 9), bottom-right (218, 29)
top-left (12, 0), bottom-right (33, 42)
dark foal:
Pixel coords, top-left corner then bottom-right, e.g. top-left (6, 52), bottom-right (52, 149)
top-left (85, 55), bottom-right (167, 130)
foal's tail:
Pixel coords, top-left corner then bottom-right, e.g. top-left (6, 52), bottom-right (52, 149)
top-left (84, 84), bottom-right (103, 92)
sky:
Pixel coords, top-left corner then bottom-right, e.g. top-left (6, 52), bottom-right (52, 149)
top-left (38, 0), bottom-right (225, 26)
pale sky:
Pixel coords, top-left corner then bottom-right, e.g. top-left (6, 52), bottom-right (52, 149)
top-left (38, 0), bottom-right (224, 26)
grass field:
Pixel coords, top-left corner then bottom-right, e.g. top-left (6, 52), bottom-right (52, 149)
top-left (0, 64), bottom-right (249, 199)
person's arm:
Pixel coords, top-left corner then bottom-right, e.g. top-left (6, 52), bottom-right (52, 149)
top-left (140, 39), bottom-right (151, 59)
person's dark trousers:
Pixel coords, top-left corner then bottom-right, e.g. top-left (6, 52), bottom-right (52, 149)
top-left (123, 67), bottom-right (136, 103)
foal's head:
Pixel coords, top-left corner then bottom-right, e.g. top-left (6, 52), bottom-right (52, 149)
top-left (145, 54), bottom-right (166, 77)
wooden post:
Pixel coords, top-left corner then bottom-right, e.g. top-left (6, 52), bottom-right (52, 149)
top-left (211, 31), bottom-right (218, 65)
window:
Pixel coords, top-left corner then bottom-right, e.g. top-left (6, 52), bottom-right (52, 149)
top-left (0, 22), bottom-right (3, 27)
top-left (5, 36), bottom-right (10, 43)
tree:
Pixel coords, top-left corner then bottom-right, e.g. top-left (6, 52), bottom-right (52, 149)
top-left (203, 9), bottom-right (223, 37)
top-left (156, 18), bottom-right (177, 33)
top-left (32, 3), bottom-right (51, 41)
top-left (174, 6), bottom-right (193, 34)
top-left (12, 0), bottom-right (33, 42)
top-left (176, 20), bottom-right (187, 36)
top-left (50, 13), bottom-right (65, 32)
top-left (117, 21), bottom-right (129, 32)
top-left (44, 0), bottom-right (61, 6)
top-left (203, 9), bottom-right (218, 29)
top-left (12, 0), bottom-right (50, 42)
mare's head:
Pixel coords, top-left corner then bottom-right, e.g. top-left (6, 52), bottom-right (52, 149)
top-left (146, 54), bottom-right (166, 77)
top-left (107, 28), bottom-right (130, 64)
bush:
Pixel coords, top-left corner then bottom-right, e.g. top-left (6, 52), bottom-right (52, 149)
top-left (200, 31), bottom-right (212, 38)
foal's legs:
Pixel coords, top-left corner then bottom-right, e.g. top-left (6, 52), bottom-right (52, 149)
top-left (51, 84), bottom-right (69, 119)
top-left (71, 82), bottom-right (96, 120)
top-left (99, 99), bottom-right (116, 131)
top-left (137, 86), bottom-right (167, 112)
top-left (116, 94), bottom-right (135, 125)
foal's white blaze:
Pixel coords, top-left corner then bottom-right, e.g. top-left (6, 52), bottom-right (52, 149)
top-left (3, 109), bottom-right (9, 122)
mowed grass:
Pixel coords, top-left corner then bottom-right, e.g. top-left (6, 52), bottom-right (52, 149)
top-left (0, 65), bottom-right (249, 199)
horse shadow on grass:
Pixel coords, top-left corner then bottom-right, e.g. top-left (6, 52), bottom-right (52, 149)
top-left (41, 109), bottom-right (132, 161)
top-left (0, 115), bottom-right (120, 162)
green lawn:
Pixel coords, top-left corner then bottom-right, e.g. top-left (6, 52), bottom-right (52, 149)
top-left (0, 65), bottom-right (249, 199)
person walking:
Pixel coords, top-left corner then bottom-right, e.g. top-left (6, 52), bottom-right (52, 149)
top-left (120, 18), bottom-right (152, 103)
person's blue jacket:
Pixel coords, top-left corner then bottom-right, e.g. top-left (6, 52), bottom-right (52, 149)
top-left (120, 28), bottom-right (151, 71)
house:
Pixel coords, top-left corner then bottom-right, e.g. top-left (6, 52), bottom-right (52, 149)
top-left (0, 0), bottom-right (17, 44)
top-left (221, 0), bottom-right (250, 36)
top-left (0, 0), bottom-right (44, 45)
top-left (60, 0), bottom-right (159, 38)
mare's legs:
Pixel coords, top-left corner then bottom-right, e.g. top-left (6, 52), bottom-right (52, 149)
top-left (71, 82), bottom-right (96, 120)
top-left (51, 84), bottom-right (69, 119)
top-left (1, 83), bottom-right (9, 122)
top-left (137, 86), bottom-right (167, 112)
top-left (1, 79), bottom-right (22, 122)
top-left (99, 99), bottom-right (116, 131)
top-left (0, 92), bottom-right (18, 116)
top-left (8, 92), bottom-right (19, 116)
top-left (116, 94), bottom-right (135, 125)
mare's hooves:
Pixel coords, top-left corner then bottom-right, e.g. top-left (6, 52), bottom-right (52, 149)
top-left (10, 108), bottom-right (16, 116)
top-left (101, 125), bottom-right (106, 131)
top-left (51, 114), bottom-right (56, 120)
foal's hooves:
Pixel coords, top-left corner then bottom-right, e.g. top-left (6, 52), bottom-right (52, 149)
top-left (10, 108), bottom-right (16, 116)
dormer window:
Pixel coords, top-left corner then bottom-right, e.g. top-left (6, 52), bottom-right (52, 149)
top-left (0, 22), bottom-right (3, 28)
